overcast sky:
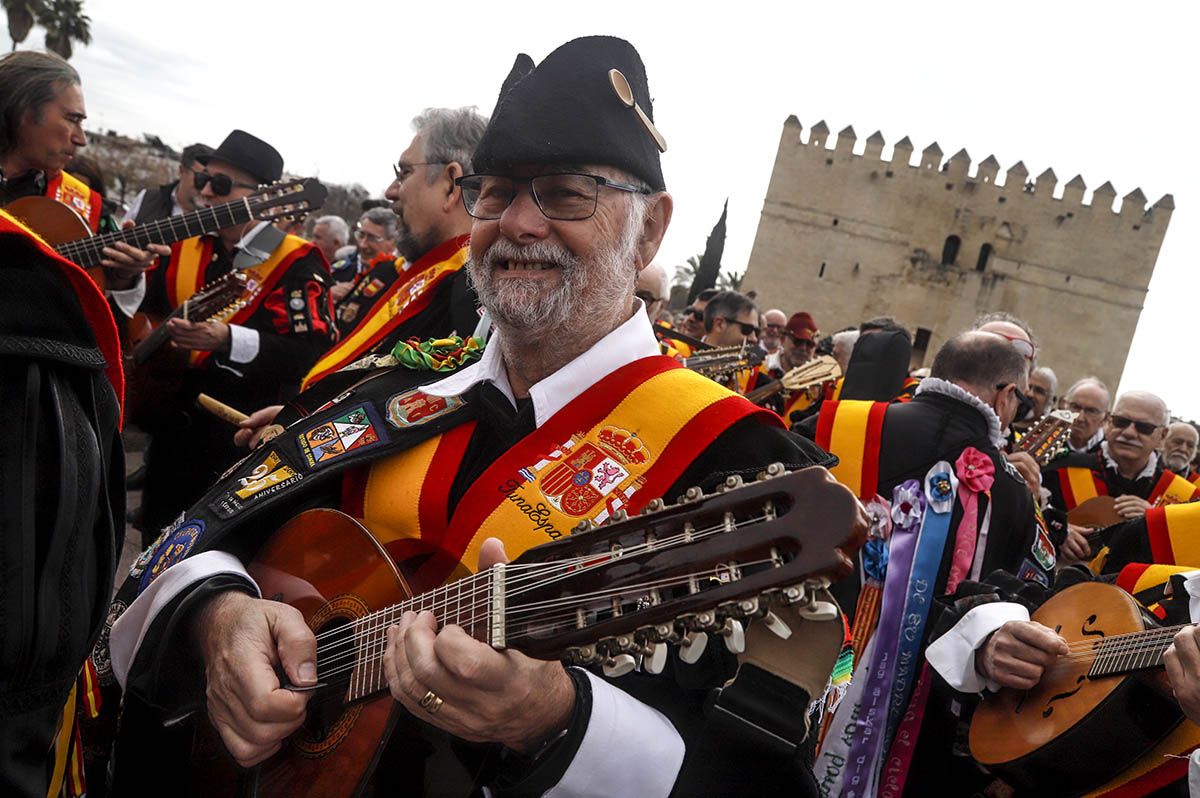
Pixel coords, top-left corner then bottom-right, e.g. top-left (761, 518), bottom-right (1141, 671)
top-left (19, 0), bottom-right (1200, 417)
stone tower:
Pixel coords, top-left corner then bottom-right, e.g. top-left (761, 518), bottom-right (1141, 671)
top-left (743, 116), bottom-right (1174, 390)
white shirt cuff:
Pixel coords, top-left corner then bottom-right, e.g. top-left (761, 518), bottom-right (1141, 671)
top-left (227, 324), bottom-right (260, 364)
top-left (108, 274), bottom-right (146, 319)
top-left (1179, 571), bottom-right (1200, 622)
top-left (109, 550), bottom-right (256, 688)
top-left (545, 670), bottom-right (685, 798)
top-left (925, 602), bottom-right (1030, 693)
top-left (1189, 749), bottom-right (1200, 794)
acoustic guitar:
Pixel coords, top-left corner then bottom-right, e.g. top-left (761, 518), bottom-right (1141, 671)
top-left (192, 464), bottom-right (869, 797)
top-left (681, 343), bottom-right (765, 385)
top-left (1015, 409), bottom-right (1077, 467)
top-left (969, 581), bottom-right (1188, 795)
top-left (4, 177), bottom-right (327, 291)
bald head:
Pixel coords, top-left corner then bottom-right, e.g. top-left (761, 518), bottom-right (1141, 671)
top-left (1105, 390), bottom-right (1170, 476)
top-left (761, 308), bottom-right (787, 352)
top-left (636, 262), bottom-right (670, 321)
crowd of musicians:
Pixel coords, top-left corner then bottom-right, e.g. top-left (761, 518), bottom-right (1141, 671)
top-left (4, 36), bottom-right (1200, 798)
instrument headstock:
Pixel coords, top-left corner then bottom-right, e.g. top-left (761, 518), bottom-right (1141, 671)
top-left (246, 178), bottom-right (329, 222)
top-left (781, 355), bottom-right (841, 391)
top-left (1018, 408), bottom-right (1077, 466)
top-left (502, 465), bottom-right (868, 664)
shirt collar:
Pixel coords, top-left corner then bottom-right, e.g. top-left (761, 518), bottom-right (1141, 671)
top-left (423, 300), bottom-right (660, 427)
top-left (915, 376), bottom-right (1006, 449)
top-left (234, 221), bottom-right (272, 252)
top-left (1100, 440), bottom-right (1159, 479)
top-left (1069, 428), bottom-right (1104, 452)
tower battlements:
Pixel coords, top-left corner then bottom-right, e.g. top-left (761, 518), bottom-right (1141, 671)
top-left (744, 116), bottom-right (1176, 390)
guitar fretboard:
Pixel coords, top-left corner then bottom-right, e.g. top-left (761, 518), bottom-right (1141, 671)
top-left (56, 197), bottom-right (255, 268)
top-left (1087, 624), bottom-right (1183, 678)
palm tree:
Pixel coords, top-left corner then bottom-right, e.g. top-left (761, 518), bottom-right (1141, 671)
top-left (37, 0), bottom-right (89, 59)
top-left (3, 0), bottom-right (44, 50)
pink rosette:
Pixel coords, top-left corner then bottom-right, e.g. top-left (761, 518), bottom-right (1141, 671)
top-left (948, 447), bottom-right (995, 591)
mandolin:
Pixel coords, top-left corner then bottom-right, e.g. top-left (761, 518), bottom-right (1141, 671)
top-left (681, 343), bottom-right (765, 384)
top-left (745, 355), bottom-right (841, 407)
top-left (192, 464), bottom-right (868, 797)
top-left (1015, 409), bottom-right (1077, 467)
top-left (969, 581), bottom-right (1190, 795)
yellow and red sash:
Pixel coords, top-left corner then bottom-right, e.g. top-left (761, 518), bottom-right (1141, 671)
top-left (45, 170), bottom-right (101, 233)
top-left (814, 398), bottom-right (888, 500)
top-left (735, 363), bottom-right (769, 396)
top-left (302, 235), bottom-right (470, 390)
top-left (1056, 466), bottom-right (1108, 510)
top-left (339, 356), bottom-right (778, 591)
top-left (1143, 501), bottom-right (1200, 567)
top-left (165, 234), bottom-right (312, 366)
top-left (1148, 470), bottom-right (1200, 506)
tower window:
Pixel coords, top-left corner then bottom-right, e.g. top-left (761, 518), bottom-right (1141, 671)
top-left (941, 235), bottom-right (961, 266)
top-left (976, 243), bottom-right (993, 272)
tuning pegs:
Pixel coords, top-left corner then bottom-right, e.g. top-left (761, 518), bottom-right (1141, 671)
top-left (603, 654), bottom-right (638, 677)
top-left (643, 643), bottom-right (668, 674)
top-left (609, 508), bottom-right (629, 524)
top-left (761, 611), bottom-right (793, 639)
top-left (798, 600), bottom-right (839, 622)
top-left (641, 498), bottom-right (666, 515)
top-left (780, 584), bottom-right (807, 605)
top-left (756, 462), bottom-right (787, 482)
top-left (717, 474), bottom-right (744, 493)
top-left (571, 519), bottom-right (595, 536)
top-left (718, 619), bottom-right (746, 654)
top-left (681, 486), bottom-right (704, 504)
top-left (679, 631), bottom-right (708, 664)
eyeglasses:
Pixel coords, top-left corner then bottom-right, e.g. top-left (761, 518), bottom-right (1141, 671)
top-left (391, 161), bottom-right (448, 183)
top-left (1109, 415), bottom-right (1162, 436)
top-left (1066, 401), bottom-right (1106, 419)
top-left (354, 227), bottom-right (388, 243)
top-left (787, 334), bottom-right (816, 347)
top-left (683, 307), bottom-right (704, 320)
top-left (455, 173), bottom-right (653, 221)
top-left (193, 170), bottom-right (258, 196)
top-left (721, 317), bottom-right (761, 337)
top-left (996, 383), bottom-right (1036, 419)
top-left (635, 290), bottom-right (661, 304)
top-left (985, 330), bottom-right (1037, 361)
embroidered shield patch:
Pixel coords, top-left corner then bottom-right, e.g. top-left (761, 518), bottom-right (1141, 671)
top-left (298, 405), bottom-right (383, 467)
top-left (1031, 527), bottom-right (1057, 570)
top-left (138, 520), bottom-right (205, 591)
top-left (386, 390), bottom-right (464, 428)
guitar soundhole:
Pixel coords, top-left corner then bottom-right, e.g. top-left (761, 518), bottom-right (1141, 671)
top-left (293, 605), bottom-right (366, 757)
top-left (1042, 674), bottom-right (1086, 719)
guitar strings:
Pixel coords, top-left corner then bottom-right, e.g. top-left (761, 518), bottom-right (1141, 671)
top-left (58, 198), bottom-right (258, 262)
top-left (311, 509), bottom-right (770, 654)
top-left (309, 509), bottom-right (758, 645)
top-left (312, 561), bottom-right (777, 683)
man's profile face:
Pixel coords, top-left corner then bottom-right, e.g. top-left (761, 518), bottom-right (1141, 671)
top-left (995, 377), bottom-right (1031, 430)
top-left (708, 306), bottom-right (759, 347)
top-left (681, 300), bottom-right (707, 338)
top-left (385, 133), bottom-right (445, 262)
top-left (1065, 384), bottom-right (1108, 445)
top-left (199, 160), bottom-right (259, 242)
top-left (310, 222), bottom-right (341, 263)
top-left (1105, 395), bottom-right (1167, 467)
top-left (15, 82), bottom-right (87, 176)
top-left (1163, 423), bottom-right (1198, 472)
top-left (355, 216), bottom-right (395, 263)
top-left (1027, 372), bottom-right (1053, 416)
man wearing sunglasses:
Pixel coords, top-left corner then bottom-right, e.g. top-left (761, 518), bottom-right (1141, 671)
top-left (1044, 390), bottom-right (1197, 532)
top-left (127, 129), bottom-right (336, 533)
top-left (105, 38), bottom-right (837, 797)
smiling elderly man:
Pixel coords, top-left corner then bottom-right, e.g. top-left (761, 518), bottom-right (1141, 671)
top-left (101, 37), bottom-right (839, 796)
top-left (1045, 390), bottom-right (1198, 522)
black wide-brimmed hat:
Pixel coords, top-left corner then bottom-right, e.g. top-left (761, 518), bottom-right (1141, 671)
top-left (198, 130), bottom-right (283, 185)
top-left (472, 36), bottom-right (666, 191)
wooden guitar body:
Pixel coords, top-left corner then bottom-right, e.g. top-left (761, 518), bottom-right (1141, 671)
top-left (4, 195), bottom-right (104, 289)
top-left (968, 582), bottom-right (1182, 795)
top-left (1068, 495), bottom-right (1123, 530)
top-left (192, 510), bottom-right (409, 798)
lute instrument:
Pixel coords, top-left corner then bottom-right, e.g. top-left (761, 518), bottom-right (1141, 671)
top-left (4, 177), bottom-right (327, 291)
top-left (192, 464), bottom-right (869, 797)
top-left (681, 343), bottom-right (765, 384)
top-left (969, 581), bottom-right (1189, 796)
top-left (745, 355), bottom-right (841, 407)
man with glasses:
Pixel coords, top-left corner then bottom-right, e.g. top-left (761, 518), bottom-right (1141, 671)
top-left (700, 290), bottom-right (774, 398)
top-left (332, 207), bottom-right (400, 334)
top-left (125, 129), bottom-right (336, 534)
top-left (1061, 376), bottom-right (1111, 453)
top-left (760, 308), bottom-right (787, 371)
top-left (680, 287), bottom-right (717, 340)
top-left (1044, 390), bottom-right (1198, 529)
top-left (104, 38), bottom-right (838, 796)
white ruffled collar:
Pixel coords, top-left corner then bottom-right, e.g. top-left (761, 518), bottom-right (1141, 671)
top-left (914, 377), bottom-right (1006, 449)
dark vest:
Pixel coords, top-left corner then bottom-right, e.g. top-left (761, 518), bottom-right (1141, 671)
top-left (133, 181), bottom-right (178, 224)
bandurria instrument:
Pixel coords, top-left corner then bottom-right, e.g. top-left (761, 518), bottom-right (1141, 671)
top-left (4, 178), bottom-right (327, 291)
top-left (745, 355), bottom-right (841, 407)
top-left (1015, 409), bottom-right (1077, 467)
top-left (681, 343), bottom-right (765, 384)
top-left (194, 464), bottom-right (868, 796)
top-left (969, 581), bottom-right (1189, 795)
